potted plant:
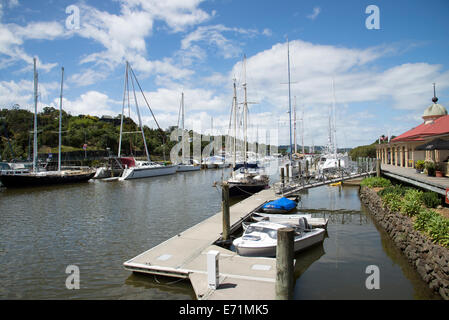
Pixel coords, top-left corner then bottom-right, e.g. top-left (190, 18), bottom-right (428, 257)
top-left (425, 160), bottom-right (436, 177)
top-left (415, 160), bottom-right (425, 173)
top-left (435, 163), bottom-right (443, 177)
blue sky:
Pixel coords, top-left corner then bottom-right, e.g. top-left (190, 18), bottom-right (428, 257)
top-left (1, 0), bottom-right (449, 148)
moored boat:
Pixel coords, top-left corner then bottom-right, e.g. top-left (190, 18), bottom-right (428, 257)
top-left (261, 197), bottom-right (298, 213)
top-left (233, 219), bottom-right (325, 257)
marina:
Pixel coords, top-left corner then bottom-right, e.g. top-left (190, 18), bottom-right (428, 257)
top-left (0, 1), bottom-right (448, 304)
top-left (0, 168), bottom-right (441, 300)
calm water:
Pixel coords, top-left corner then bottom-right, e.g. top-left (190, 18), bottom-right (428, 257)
top-left (0, 169), bottom-right (440, 300)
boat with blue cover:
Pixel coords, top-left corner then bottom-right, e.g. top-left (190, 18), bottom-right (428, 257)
top-left (262, 197), bottom-right (298, 214)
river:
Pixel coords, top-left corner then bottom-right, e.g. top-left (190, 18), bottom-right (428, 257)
top-left (0, 168), bottom-right (440, 299)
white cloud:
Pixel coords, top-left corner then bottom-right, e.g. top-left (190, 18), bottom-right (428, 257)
top-left (57, 91), bottom-right (121, 117)
top-left (181, 24), bottom-right (259, 60)
top-left (307, 7), bottom-right (321, 20)
top-left (68, 68), bottom-right (109, 87)
top-left (0, 20), bottom-right (65, 72)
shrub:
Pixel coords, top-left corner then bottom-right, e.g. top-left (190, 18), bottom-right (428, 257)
top-left (414, 209), bottom-right (439, 232)
top-left (400, 189), bottom-right (424, 216)
top-left (361, 177), bottom-right (391, 188)
top-left (415, 160), bottom-right (425, 171)
top-left (425, 160), bottom-right (436, 176)
top-left (382, 193), bottom-right (402, 213)
top-left (427, 216), bottom-right (449, 247)
top-left (421, 192), bottom-right (441, 208)
top-left (377, 184), bottom-right (410, 198)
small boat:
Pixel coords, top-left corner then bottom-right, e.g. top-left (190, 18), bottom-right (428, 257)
top-left (261, 197), bottom-right (298, 213)
top-left (330, 181), bottom-right (342, 187)
top-left (251, 212), bottom-right (329, 229)
top-left (233, 219), bottom-right (326, 257)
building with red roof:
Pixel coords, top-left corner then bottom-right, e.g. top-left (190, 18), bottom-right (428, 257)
top-left (376, 86), bottom-right (449, 172)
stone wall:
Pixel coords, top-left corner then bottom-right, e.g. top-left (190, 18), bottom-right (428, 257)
top-left (360, 186), bottom-right (449, 300)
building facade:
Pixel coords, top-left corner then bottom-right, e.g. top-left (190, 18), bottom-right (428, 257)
top-left (376, 92), bottom-right (449, 170)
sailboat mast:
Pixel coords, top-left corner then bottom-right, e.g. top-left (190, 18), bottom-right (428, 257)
top-left (287, 38), bottom-right (293, 161)
top-left (243, 55), bottom-right (248, 165)
top-left (33, 58), bottom-right (38, 173)
top-left (293, 96), bottom-right (297, 154)
top-left (118, 63), bottom-right (129, 158)
top-left (129, 63), bottom-right (150, 162)
top-left (182, 92), bottom-right (185, 162)
top-left (301, 109), bottom-right (305, 155)
top-left (332, 78), bottom-right (337, 157)
top-left (232, 79), bottom-right (237, 169)
top-left (58, 67), bottom-right (64, 172)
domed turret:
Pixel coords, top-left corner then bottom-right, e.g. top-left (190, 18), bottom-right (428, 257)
top-left (422, 83), bottom-right (447, 124)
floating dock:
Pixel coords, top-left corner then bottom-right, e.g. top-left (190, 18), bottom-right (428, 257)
top-left (123, 188), bottom-right (280, 299)
top-left (124, 186), bottom-right (329, 300)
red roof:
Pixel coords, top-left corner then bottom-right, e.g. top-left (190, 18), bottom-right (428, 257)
top-left (392, 115), bottom-right (449, 142)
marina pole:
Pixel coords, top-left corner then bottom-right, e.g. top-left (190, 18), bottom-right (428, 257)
top-left (58, 67), bottom-right (64, 172)
top-left (276, 227), bottom-right (294, 300)
top-left (222, 182), bottom-right (230, 241)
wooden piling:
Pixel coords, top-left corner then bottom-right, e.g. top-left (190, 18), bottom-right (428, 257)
top-left (280, 167), bottom-right (285, 185)
top-left (275, 227), bottom-right (294, 300)
top-left (222, 182), bottom-right (230, 241)
top-left (376, 159), bottom-right (381, 177)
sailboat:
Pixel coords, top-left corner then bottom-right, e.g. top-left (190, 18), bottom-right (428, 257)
top-left (317, 79), bottom-right (349, 175)
top-left (176, 92), bottom-right (200, 172)
top-left (227, 55), bottom-right (269, 196)
top-left (0, 59), bottom-right (95, 188)
top-left (117, 62), bottom-right (177, 180)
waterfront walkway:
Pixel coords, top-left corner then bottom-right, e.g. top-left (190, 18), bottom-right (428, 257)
top-left (381, 164), bottom-right (449, 196)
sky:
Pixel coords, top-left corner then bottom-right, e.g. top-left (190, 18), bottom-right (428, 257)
top-left (0, 0), bottom-right (449, 148)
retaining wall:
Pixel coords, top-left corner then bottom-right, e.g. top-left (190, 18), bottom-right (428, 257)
top-left (360, 186), bottom-right (449, 300)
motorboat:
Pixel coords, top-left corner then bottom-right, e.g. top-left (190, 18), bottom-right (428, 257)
top-left (261, 197), bottom-right (298, 213)
top-left (233, 219), bottom-right (326, 257)
top-left (251, 212), bottom-right (328, 229)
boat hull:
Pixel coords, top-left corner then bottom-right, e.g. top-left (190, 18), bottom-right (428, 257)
top-left (228, 182), bottom-right (267, 196)
top-left (120, 165), bottom-right (177, 180)
top-left (0, 171), bottom-right (95, 188)
top-left (176, 164), bottom-right (201, 172)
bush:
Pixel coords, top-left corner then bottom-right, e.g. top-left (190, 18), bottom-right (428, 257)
top-left (361, 177), bottom-right (391, 188)
top-left (427, 216), bottom-right (449, 247)
top-left (425, 160), bottom-right (436, 176)
top-left (414, 209), bottom-right (439, 231)
top-left (382, 193), bottom-right (402, 213)
top-left (415, 160), bottom-right (425, 171)
top-left (400, 189), bottom-right (424, 216)
top-left (377, 184), bottom-right (410, 197)
top-left (422, 192), bottom-right (441, 208)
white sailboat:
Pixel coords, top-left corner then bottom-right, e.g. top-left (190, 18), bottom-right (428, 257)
top-left (317, 79), bottom-right (349, 174)
top-left (176, 92), bottom-right (200, 172)
top-left (227, 55), bottom-right (269, 196)
top-left (118, 62), bottom-right (176, 180)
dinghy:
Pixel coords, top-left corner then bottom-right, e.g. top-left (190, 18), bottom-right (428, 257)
top-left (261, 197), bottom-right (298, 213)
top-left (233, 219), bottom-right (325, 257)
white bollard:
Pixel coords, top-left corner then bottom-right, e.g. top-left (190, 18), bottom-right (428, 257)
top-left (207, 250), bottom-right (220, 289)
